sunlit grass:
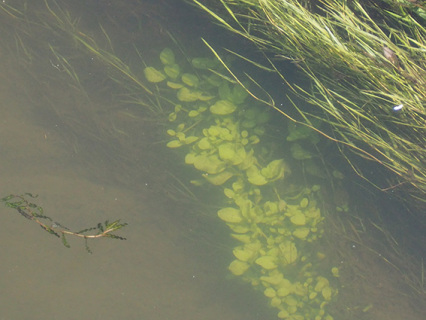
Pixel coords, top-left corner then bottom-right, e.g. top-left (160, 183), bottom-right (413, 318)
top-left (193, 0), bottom-right (426, 201)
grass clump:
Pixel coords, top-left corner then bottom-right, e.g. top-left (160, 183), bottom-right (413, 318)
top-left (193, 0), bottom-right (426, 204)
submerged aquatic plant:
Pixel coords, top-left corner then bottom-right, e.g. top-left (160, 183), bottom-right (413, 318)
top-left (192, 0), bottom-right (426, 206)
top-left (2, 193), bottom-right (127, 253)
top-left (143, 47), bottom-right (339, 320)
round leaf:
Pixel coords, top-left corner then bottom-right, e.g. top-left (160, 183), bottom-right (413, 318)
top-left (233, 246), bottom-right (256, 262)
top-left (300, 198), bottom-right (309, 208)
top-left (261, 159), bottom-right (285, 180)
top-left (181, 73), bottom-right (199, 87)
top-left (193, 154), bottom-right (225, 174)
top-left (160, 48), bottom-right (175, 65)
top-left (264, 287), bottom-right (276, 298)
top-left (177, 87), bottom-right (201, 102)
top-left (228, 260), bottom-right (250, 276)
top-left (166, 140), bottom-right (182, 148)
top-left (164, 63), bottom-right (180, 79)
top-left (203, 171), bottom-right (233, 185)
top-left (293, 227), bottom-right (310, 239)
top-left (217, 207), bottom-right (243, 223)
top-left (210, 100), bottom-right (237, 115)
top-left (255, 255), bottom-right (277, 269)
top-left (144, 67), bottom-right (166, 83)
top-left (290, 213), bottom-right (306, 226)
top-left (246, 166), bottom-right (268, 185)
top-left (218, 142), bottom-right (246, 165)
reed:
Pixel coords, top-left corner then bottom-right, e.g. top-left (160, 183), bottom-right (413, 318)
top-left (192, 0), bottom-right (426, 203)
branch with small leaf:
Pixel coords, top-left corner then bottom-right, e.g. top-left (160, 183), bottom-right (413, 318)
top-left (1, 193), bottom-right (127, 253)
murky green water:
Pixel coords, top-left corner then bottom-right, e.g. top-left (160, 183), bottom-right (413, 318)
top-left (0, 1), bottom-right (424, 320)
top-left (0, 1), bottom-right (268, 319)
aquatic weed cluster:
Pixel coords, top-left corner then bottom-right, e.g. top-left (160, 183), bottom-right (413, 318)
top-left (144, 48), bottom-right (339, 320)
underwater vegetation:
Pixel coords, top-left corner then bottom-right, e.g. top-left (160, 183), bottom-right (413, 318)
top-left (192, 0), bottom-right (426, 209)
top-left (2, 1), bottom-right (423, 318)
top-left (144, 48), bottom-right (338, 320)
top-left (2, 193), bottom-right (127, 253)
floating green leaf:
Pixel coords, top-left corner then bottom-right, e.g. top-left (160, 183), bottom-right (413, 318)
top-left (203, 171), bottom-right (233, 185)
top-left (164, 63), bottom-right (180, 79)
top-left (181, 73), bottom-right (199, 87)
top-left (229, 259), bottom-right (250, 276)
top-left (233, 244), bottom-right (259, 262)
top-left (184, 136), bottom-right (198, 144)
top-left (167, 140), bottom-right (183, 148)
top-left (197, 137), bottom-right (212, 150)
top-left (261, 159), bottom-right (285, 180)
top-left (255, 255), bottom-right (277, 269)
top-left (279, 241), bottom-right (298, 264)
top-left (246, 165), bottom-right (268, 185)
top-left (144, 67), bottom-right (166, 83)
top-left (188, 110), bottom-right (199, 117)
top-left (218, 207), bottom-right (243, 223)
top-left (300, 198), bottom-right (309, 208)
top-left (290, 213), bottom-right (306, 225)
top-left (210, 99), bottom-right (237, 115)
top-left (293, 227), bottom-right (310, 239)
top-left (218, 142), bottom-right (246, 165)
top-left (159, 47), bottom-right (175, 65)
top-left (177, 87), bottom-right (201, 102)
top-left (193, 154), bottom-right (226, 174)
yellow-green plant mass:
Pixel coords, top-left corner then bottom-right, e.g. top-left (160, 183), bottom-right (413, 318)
top-left (145, 48), bottom-right (337, 319)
